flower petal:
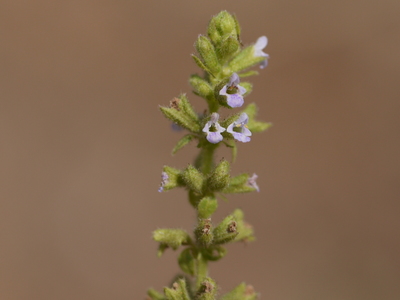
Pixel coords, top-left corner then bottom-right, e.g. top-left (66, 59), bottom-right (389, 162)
top-left (207, 132), bottom-right (223, 144)
top-left (237, 85), bottom-right (247, 95)
top-left (227, 94), bottom-right (244, 108)
top-left (232, 132), bottom-right (251, 143)
top-left (229, 73), bottom-right (240, 86)
top-left (255, 36), bottom-right (268, 50)
top-left (237, 113), bottom-right (249, 124)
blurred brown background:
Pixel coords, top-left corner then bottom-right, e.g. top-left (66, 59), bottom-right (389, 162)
top-left (1, 1), bottom-right (399, 299)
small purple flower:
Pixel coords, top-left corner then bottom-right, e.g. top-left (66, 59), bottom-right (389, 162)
top-left (202, 112), bottom-right (226, 144)
top-left (254, 36), bottom-right (269, 69)
top-left (227, 113), bottom-right (252, 143)
top-left (158, 172), bottom-right (169, 192)
top-left (247, 173), bottom-right (259, 192)
top-left (219, 73), bottom-right (247, 108)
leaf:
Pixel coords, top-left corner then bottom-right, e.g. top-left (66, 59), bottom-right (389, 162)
top-left (178, 248), bottom-right (196, 276)
top-left (172, 134), bottom-right (194, 155)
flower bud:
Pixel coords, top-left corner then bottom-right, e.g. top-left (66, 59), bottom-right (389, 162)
top-left (159, 166), bottom-right (185, 192)
top-left (197, 277), bottom-right (218, 300)
top-left (212, 214), bottom-right (238, 244)
top-left (195, 35), bottom-right (220, 75)
top-left (194, 218), bottom-right (214, 246)
top-left (189, 74), bottom-right (214, 100)
top-left (212, 11), bottom-right (239, 40)
top-left (160, 95), bottom-right (200, 133)
top-left (207, 159), bottom-right (230, 192)
top-left (222, 173), bottom-right (256, 194)
top-left (153, 229), bottom-right (191, 251)
top-left (182, 165), bottom-right (204, 194)
top-left (217, 35), bottom-right (240, 61)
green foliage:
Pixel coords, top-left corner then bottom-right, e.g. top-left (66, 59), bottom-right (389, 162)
top-left (150, 10), bottom-right (271, 300)
top-left (173, 135), bottom-right (194, 155)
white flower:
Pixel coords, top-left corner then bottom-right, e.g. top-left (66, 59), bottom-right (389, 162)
top-left (247, 173), bottom-right (259, 192)
top-left (219, 73), bottom-right (247, 108)
top-left (202, 113), bottom-right (226, 144)
top-left (254, 36), bottom-right (269, 69)
top-left (227, 113), bottom-right (252, 143)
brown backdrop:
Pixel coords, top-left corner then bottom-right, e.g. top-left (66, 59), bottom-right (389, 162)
top-left (1, 1), bottom-right (399, 299)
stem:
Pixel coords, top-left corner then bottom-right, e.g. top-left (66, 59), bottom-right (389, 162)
top-left (208, 100), bottom-right (219, 114)
top-left (195, 143), bottom-right (218, 175)
top-left (195, 253), bottom-right (208, 289)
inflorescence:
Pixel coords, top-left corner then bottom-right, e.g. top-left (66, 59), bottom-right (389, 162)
top-left (149, 11), bottom-right (272, 300)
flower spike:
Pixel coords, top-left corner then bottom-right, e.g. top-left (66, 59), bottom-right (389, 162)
top-left (202, 112), bottom-right (226, 144)
top-left (227, 112), bottom-right (252, 143)
top-left (219, 73), bottom-right (247, 108)
top-left (254, 36), bottom-right (269, 69)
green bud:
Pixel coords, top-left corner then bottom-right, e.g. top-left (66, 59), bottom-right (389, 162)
top-left (161, 166), bottom-right (184, 191)
top-left (212, 213), bottom-right (238, 244)
top-left (179, 94), bottom-right (199, 124)
top-left (242, 103), bottom-right (272, 133)
top-left (222, 173), bottom-right (256, 194)
top-left (194, 218), bottom-right (213, 246)
top-left (207, 16), bottom-right (222, 45)
top-left (220, 283), bottom-right (258, 300)
top-left (196, 277), bottom-right (218, 300)
top-left (217, 35), bottom-right (240, 61)
top-left (214, 11), bottom-right (237, 38)
top-left (195, 35), bottom-right (220, 75)
top-left (178, 248), bottom-right (196, 276)
top-left (159, 96), bottom-right (200, 132)
top-left (164, 279), bottom-right (190, 300)
top-left (172, 134), bottom-right (194, 155)
top-left (147, 288), bottom-right (166, 300)
top-left (189, 74), bottom-right (214, 100)
top-left (182, 165), bottom-right (204, 194)
top-left (207, 159), bottom-right (230, 192)
top-left (229, 46), bottom-right (265, 73)
top-left (197, 197), bottom-right (218, 219)
top-left (153, 229), bottom-right (191, 251)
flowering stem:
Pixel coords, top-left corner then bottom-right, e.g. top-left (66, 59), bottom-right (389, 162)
top-left (208, 100), bottom-right (219, 114)
top-left (195, 143), bottom-right (218, 175)
top-left (195, 254), bottom-right (208, 289)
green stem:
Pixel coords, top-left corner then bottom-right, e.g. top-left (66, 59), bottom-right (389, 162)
top-left (195, 253), bottom-right (208, 289)
top-left (208, 99), bottom-right (219, 114)
top-left (195, 144), bottom-right (218, 175)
